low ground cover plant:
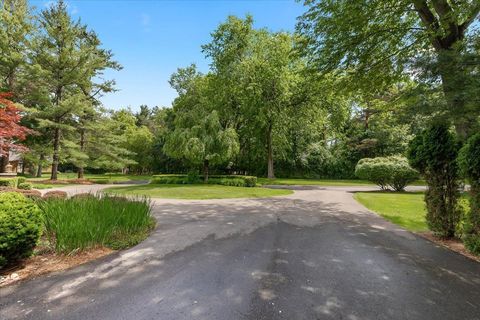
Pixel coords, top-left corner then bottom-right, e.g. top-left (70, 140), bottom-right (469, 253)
top-left (39, 194), bottom-right (155, 252)
top-left (355, 156), bottom-right (418, 191)
top-left (0, 192), bottom-right (43, 268)
top-left (151, 174), bottom-right (257, 187)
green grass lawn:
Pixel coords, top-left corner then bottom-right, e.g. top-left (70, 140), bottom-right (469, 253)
top-left (105, 184), bottom-right (293, 200)
top-left (354, 191), bottom-right (428, 232)
top-left (30, 183), bottom-right (74, 189)
top-left (258, 178), bottom-right (374, 186)
top-left (258, 177), bottom-right (426, 187)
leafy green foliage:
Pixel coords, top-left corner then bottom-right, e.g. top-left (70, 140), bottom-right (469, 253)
top-left (23, 1), bottom-right (121, 180)
top-left (0, 192), bottom-right (42, 267)
top-left (408, 122), bottom-right (462, 237)
top-left (39, 194), bottom-right (154, 253)
top-left (164, 72), bottom-right (240, 180)
top-left (459, 133), bottom-right (480, 253)
top-left (355, 156), bottom-right (418, 191)
top-left (297, 0), bottom-right (480, 137)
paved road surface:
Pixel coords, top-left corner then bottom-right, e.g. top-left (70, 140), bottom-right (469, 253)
top-left (1, 185), bottom-right (479, 320)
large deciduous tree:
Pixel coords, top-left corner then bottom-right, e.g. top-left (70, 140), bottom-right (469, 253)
top-left (164, 70), bottom-right (239, 182)
top-left (203, 16), bottom-right (312, 178)
top-left (297, 0), bottom-right (480, 138)
top-left (0, 93), bottom-right (31, 171)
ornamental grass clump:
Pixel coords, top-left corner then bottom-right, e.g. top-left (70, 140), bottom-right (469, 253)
top-left (39, 194), bottom-right (154, 253)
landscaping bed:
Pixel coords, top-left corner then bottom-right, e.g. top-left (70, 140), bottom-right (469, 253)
top-left (0, 192), bottom-right (155, 286)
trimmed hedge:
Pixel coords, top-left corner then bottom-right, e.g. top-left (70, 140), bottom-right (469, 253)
top-left (355, 156), bottom-right (418, 191)
top-left (408, 122), bottom-right (461, 238)
top-left (459, 133), bottom-right (480, 254)
top-left (0, 192), bottom-right (43, 267)
top-left (150, 174), bottom-right (257, 187)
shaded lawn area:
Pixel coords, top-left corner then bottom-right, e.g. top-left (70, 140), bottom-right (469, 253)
top-left (105, 184), bottom-right (293, 200)
top-left (354, 191), bottom-right (428, 232)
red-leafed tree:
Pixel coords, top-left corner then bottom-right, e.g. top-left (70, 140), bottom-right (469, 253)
top-left (0, 93), bottom-right (31, 157)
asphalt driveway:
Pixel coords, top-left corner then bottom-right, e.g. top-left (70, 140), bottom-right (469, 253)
top-left (1, 186), bottom-right (479, 319)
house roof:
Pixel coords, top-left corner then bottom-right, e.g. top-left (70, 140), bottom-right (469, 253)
top-left (8, 151), bottom-right (22, 162)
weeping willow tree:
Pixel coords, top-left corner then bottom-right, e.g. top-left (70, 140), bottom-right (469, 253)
top-left (164, 71), bottom-right (239, 182)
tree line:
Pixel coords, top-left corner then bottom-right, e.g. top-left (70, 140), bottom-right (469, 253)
top-left (1, 0), bottom-right (479, 183)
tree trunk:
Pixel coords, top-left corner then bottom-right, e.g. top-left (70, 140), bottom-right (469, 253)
top-left (36, 154), bottom-right (44, 178)
top-left (412, 1), bottom-right (479, 138)
top-left (267, 124), bottom-right (275, 179)
top-left (437, 49), bottom-right (473, 139)
top-left (78, 129), bottom-right (86, 179)
top-left (203, 159), bottom-right (209, 183)
top-left (0, 153), bottom-right (8, 173)
top-left (78, 167), bottom-right (84, 179)
top-left (50, 128), bottom-right (61, 180)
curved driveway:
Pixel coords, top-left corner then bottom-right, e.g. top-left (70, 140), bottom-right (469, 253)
top-left (1, 185), bottom-right (480, 320)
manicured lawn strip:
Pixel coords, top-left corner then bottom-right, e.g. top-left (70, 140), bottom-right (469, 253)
top-left (105, 184), bottom-right (293, 199)
top-left (258, 178), bottom-right (373, 186)
top-left (258, 178), bottom-right (426, 187)
top-left (354, 191), bottom-right (428, 232)
top-left (31, 183), bottom-right (74, 189)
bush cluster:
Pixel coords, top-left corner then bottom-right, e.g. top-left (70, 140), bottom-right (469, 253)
top-left (355, 156), bottom-right (418, 191)
top-left (408, 122), bottom-right (462, 238)
top-left (151, 174), bottom-right (257, 187)
top-left (0, 192), bottom-right (43, 267)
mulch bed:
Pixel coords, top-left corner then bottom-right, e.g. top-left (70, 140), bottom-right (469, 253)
top-left (0, 247), bottom-right (113, 287)
top-left (35, 179), bottom-right (93, 185)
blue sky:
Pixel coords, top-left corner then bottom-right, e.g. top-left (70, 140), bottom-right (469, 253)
top-left (31, 0), bottom-right (306, 111)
